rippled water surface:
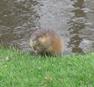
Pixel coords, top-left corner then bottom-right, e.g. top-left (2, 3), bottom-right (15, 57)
top-left (0, 0), bottom-right (94, 54)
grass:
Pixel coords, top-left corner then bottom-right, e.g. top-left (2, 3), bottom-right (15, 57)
top-left (0, 48), bottom-right (94, 87)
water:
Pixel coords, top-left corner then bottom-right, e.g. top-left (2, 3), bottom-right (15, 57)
top-left (0, 0), bottom-right (94, 54)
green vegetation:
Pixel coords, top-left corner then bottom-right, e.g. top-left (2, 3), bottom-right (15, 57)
top-left (0, 48), bottom-right (94, 87)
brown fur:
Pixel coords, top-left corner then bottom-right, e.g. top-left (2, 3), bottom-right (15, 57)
top-left (30, 29), bottom-right (64, 56)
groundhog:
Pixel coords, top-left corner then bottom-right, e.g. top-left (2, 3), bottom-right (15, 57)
top-left (29, 29), bottom-right (64, 56)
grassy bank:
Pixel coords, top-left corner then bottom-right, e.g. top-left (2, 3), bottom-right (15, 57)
top-left (0, 48), bottom-right (94, 87)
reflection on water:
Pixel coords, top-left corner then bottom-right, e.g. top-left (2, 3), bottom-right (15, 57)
top-left (0, 0), bottom-right (94, 54)
top-left (0, 0), bottom-right (39, 51)
top-left (68, 0), bottom-right (85, 53)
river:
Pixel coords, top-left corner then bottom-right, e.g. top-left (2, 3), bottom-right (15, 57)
top-left (0, 0), bottom-right (94, 54)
